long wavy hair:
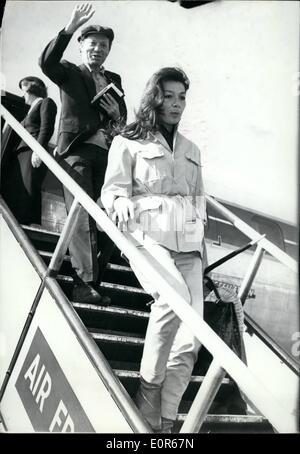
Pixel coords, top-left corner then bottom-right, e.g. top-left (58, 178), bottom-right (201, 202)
top-left (121, 67), bottom-right (190, 140)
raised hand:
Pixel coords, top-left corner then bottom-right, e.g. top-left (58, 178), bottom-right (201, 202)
top-left (65, 3), bottom-right (95, 34)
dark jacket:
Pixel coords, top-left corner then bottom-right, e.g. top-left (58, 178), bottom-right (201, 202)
top-left (17, 97), bottom-right (57, 151)
top-left (39, 29), bottom-right (127, 157)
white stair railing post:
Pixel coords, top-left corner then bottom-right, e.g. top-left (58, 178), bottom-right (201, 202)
top-left (47, 198), bottom-right (81, 277)
top-left (180, 359), bottom-right (226, 433)
top-left (238, 244), bottom-right (265, 304)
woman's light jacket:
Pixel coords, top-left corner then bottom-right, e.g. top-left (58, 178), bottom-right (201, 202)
top-left (101, 128), bottom-right (206, 254)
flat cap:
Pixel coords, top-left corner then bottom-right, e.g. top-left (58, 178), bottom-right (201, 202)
top-left (77, 25), bottom-right (114, 44)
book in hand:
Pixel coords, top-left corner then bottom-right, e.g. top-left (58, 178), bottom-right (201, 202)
top-left (91, 82), bottom-right (124, 113)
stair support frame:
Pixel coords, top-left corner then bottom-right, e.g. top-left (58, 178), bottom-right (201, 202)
top-left (47, 199), bottom-right (81, 277)
top-left (238, 244), bottom-right (265, 305)
top-left (180, 359), bottom-right (226, 433)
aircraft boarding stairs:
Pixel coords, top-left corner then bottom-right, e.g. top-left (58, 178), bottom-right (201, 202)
top-left (1, 105), bottom-right (298, 434)
top-left (17, 222), bottom-right (273, 433)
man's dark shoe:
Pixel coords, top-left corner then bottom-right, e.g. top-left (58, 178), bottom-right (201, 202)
top-left (100, 295), bottom-right (111, 305)
top-left (92, 283), bottom-right (111, 306)
top-left (72, 282), bottom-right (109, 305)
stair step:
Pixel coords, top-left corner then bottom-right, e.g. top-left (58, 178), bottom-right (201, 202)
top-left (24, 225), bottom-right (129, 265)
top-left (23, 224), bottom-right (109, 241)
top-left (107, 263), bottom-right (132, 273)
top-left (177, 413), bottom-right (271, 432)
top-left (104, 263), bottom-right (141, 287)
top-left (73, 302), bottom-right (150, 334)
top-left (22, 224), bottom-right (60, 238)
top-left (177, 413), bottom-right (267, 424)
top-left (114, 369), bottom-right (231, 385)
top-left (39, 251), bottom-right (139, 286)
top-left (175, 413), bottom-right (273, 433)
top-left (58, 274), bottom-right (147, 294)
top-left (109, 360), bottom-right (141, 371)
top-left (39, 249), bottom-right (71, 261)
top-left (58, 274), bottom-right (152, 309)
top-left (39, 253), bottom-right (133, 272)
top-left (91, 331), bottom-right (144, 345)
top-left (73, 303), bottom-right (149, 319)
top-left (101, 282), bottom-right (147, 295)
top-left (22, 224), bottom-right (60, 247)
top-left (22, 224), bottom-right (60, 253)
top-left (38, 253), bottom-right (134, 271)
top-left (90, 330), bottom-right (144, 364)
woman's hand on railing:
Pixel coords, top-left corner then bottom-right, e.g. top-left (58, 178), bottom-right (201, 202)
top-left (112, 197), bottom-right (135, 230)
top-left (31, 151), bottom-right (42, 168)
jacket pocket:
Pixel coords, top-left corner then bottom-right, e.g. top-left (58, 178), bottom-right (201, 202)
top-left (135, 147), bottom-right (166, 183)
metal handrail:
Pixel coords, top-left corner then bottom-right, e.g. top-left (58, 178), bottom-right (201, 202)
top-left (238, 244), bottom-right (266, 304)
top-left (47, 198), bottom-right (81, 277)
top-left (181, 359), bottom-right (226, 432)
top-left (1, 106), bottom-right (297, 433)
top-left (206, 195), bottom-right (297, 273)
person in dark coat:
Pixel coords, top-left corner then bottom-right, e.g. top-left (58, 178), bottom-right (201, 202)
top-left (2, 76), bottom-right (57, 225)
top-left (39, 3), bottom-right (127, 304)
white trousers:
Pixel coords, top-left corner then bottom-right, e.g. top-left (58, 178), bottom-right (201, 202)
top-left (129, 243), bottom-right (203, 420)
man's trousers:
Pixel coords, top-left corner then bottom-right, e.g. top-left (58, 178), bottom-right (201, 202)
top-left (61, 143), bottom-right (109, 283)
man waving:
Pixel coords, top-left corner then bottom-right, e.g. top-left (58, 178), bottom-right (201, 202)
top-left (40, 3), bottom-right (127, 304)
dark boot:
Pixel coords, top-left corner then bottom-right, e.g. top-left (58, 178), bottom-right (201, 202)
top-left (160, 417), bottom-right (175, 433)
top-left (135, 377), bottom-right (162, 431)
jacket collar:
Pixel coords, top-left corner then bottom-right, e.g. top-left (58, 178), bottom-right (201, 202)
top-left (83, 63), bottom-right (106, 74)
top-left (151, 124), bottom-right (180, 152)
top-left (27, 97), bottom-right (43, 115)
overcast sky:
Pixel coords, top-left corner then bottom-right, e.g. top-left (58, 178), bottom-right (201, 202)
top-left (1, 0), bottom-right (299, 224)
